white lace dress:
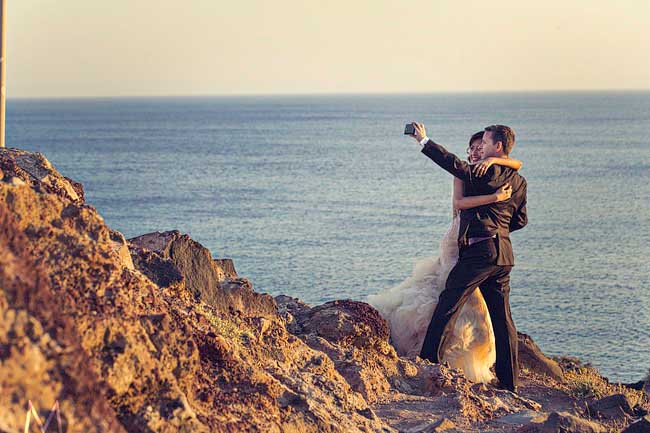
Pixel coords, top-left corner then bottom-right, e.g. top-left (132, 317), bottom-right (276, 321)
top-left (366, 211), bottom-right (497, 383)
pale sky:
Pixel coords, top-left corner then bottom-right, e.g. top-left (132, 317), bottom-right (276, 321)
top-left (8, 0), bottom-right (650, 98)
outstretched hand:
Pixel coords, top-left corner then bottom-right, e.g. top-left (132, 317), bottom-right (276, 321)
top-left (410, 122), bottom-right (427, 142)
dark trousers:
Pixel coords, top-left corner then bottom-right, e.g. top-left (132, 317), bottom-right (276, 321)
top-left (419, 238), bottom-right (519, 391)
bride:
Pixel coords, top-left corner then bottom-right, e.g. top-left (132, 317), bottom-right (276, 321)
top-left (367, 131), bottom-right (522, 383)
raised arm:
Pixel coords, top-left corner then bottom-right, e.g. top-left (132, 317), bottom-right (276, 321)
top-left (411, 122), bottom-right (473, 181)
top-left (473, 156), bottom-right (523, 177)
top-left (422, 140), bottom-right (473, 181)
top-left (453, 177), bottom-right (512, 211)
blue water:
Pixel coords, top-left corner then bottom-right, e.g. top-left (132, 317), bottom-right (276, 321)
top-left (7, 92), bottom-right (650, 382)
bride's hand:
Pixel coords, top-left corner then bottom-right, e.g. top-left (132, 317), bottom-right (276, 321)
top-left (494, 183), bottom-right (512, 202)
top-left (473, 157), bottom-right (495, 177)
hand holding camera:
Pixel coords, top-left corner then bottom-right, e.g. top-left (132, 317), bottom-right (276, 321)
top-left (404, 121), bottom-right (427, 143)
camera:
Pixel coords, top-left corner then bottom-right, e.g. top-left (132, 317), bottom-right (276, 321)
top-left (404, 123), bottom-right (415, 135)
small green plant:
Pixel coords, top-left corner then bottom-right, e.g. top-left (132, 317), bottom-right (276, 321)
top-left (198, 303), bottom-right (253, 341)
top-left (569, 380), bottom-right (601, 399)
top-left (563, 365), bottom-right (645, 407)
top-left (564, 367), bottom-right (604, 399)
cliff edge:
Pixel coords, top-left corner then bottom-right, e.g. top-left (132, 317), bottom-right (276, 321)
top-left (1, 148), bottom-right (648, 433)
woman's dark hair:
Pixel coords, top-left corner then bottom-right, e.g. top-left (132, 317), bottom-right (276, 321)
top-left (468, 131), bottom-right (484, 145)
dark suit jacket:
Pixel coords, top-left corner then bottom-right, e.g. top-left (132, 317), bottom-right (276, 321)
top-left (421, 139), bottom-right (528, 266)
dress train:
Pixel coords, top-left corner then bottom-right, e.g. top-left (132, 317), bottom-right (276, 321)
top-left (366, 213), bottom-right (497, 383)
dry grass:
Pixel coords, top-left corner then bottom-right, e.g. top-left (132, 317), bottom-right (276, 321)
top-left (197, 303), bottom-right (254, 341)
top-left (554, 356), bottom-right (648, 408)
top-left (564, 366), bottom-right (616, 400)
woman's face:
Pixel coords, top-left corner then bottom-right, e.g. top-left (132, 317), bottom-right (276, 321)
top-left (467, 139), bottom-right (482, 163)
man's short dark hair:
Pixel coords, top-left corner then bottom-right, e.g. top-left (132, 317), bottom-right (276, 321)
top-left (484, 125), bottom-right (515, 155)
top-left (468, 131), bottom-right (484, 145)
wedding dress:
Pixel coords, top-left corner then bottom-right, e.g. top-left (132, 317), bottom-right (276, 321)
top-left (366, 210), bottom-right (497, 383)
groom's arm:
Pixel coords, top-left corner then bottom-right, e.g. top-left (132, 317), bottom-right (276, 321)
top-left (420, 138), bottom-right (473, 181)
top-left (409, 122), bottom-right (473, 182)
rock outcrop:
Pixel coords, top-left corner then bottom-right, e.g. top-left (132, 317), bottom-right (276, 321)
top-left (517, 332), bottom-right (564, 382)
top-left (518, 411), bottom-right (605, 433)
top-left (622, 415), bottom-right (650, 433)
top-left (128, 230), bottom-right (277, 320)
top-left (1, 148), bottom-right (649, 433)
top-left (0, 149), bottom-right (386, 432)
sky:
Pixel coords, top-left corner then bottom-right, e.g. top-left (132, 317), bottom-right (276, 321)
top-left (7, 0), bottom-right (650, 98)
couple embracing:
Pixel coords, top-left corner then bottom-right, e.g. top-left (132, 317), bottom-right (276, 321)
top-left (368, 123), bottom-right (528, 393)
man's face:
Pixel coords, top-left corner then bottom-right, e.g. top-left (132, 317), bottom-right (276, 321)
top-left (480, 131), bottom-right (501, 158)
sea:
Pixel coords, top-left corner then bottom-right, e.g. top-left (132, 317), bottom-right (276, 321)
top-left (6, 91), bottom-right (650, 383)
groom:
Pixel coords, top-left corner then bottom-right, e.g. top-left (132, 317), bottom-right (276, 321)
top-left (409, 122), bottom-right (528, 393)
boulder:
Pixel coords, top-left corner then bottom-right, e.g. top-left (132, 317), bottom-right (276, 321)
top-left (275, 294), bottom-right (312, 334)
top-left (297, 299), bottom-right (391, 348)
top-left (129, 230), bottom-right (278, 320)
top-left (518, 332), bottom-right (564, 382)
top-left (276, 297), bottom-right (399, 402)
top-left (622, 415), bottom-right (650, 433)
top-left (517, 411), bottom-right (604, 433)
top-left (624, 380), bottom-right (647, 391)
top-left (587, 393), bottom-right (635, 420)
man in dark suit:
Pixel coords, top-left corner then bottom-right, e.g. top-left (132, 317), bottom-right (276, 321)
top-left (409, 122), bottom-right (528, 393)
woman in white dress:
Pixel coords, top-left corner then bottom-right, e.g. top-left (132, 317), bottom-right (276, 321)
top-left (367, 131), bottom-right (523, 383)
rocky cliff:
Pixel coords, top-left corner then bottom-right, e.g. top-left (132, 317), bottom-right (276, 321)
top-left (1, 148), bottom-right (648, 433)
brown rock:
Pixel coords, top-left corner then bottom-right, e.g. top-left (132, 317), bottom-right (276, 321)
top-left (622, 415), bottom-right (650, 433)
top-left (431, 417), bottom-right (456, 432)
top-left (279, 298), bottom-right (402, 402)
top-left (8, 176), bottom-right (26, 186)
top-left (587, 393), bottom-right (635, 419)
top-left (0, 149), bottom-right (392, 433)
top-left (517, 411), bottom-right (604, 433)
top-left (518, 332), bottom-right (564, 382)
top-left (299, 299), bottom-right (390, 348)
top-left (408, 417), bottom-right (457, 433)
top-left (0, 192), bottom-right (127, 433)
top-left (128, 243), bottom-right (184, 288)
top-left (108, 228), bottom-right (134, 270)
top-left (63, 175), bottom-right (85, 202)
top-left (129, 230), bottom-right (278, 320)
top-left (0, 148), bottom-right (84, 204)
top-left (623, 380), bottom-right (646, 391)
top-left (214, 258), bottom-right (238, 279)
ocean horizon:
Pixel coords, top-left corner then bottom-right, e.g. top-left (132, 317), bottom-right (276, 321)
top-left (7, 91), bottom-right (649, 382)
top-left (9, 88), bottom-right (650, 101)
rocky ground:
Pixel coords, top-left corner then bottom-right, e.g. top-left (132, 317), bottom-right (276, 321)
top-left (1, 148), bottom-right (649, 433)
